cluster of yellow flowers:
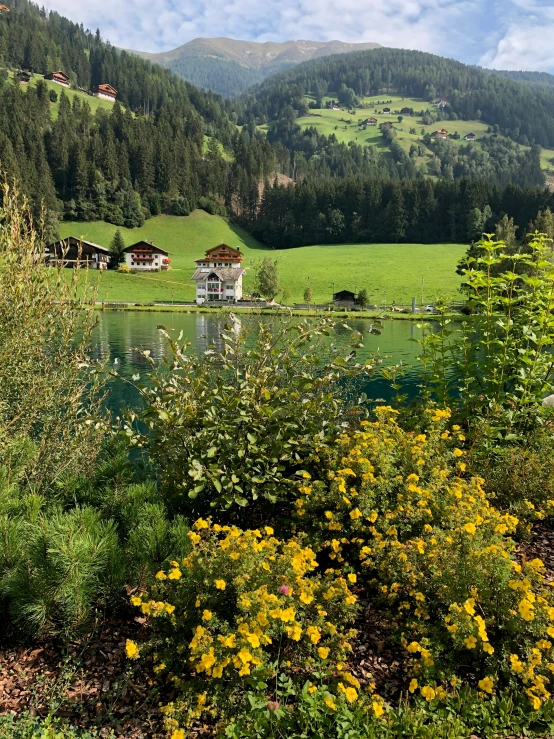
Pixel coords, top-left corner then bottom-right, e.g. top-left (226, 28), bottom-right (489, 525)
top-left (293, 406), bottom-right (554, 709)
top-left (129, 518), bottom-right (358, 693)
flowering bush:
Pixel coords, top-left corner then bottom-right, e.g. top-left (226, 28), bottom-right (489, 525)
top-left (298, 407), bottom-right (554, 708)
top-left (127, 519), bottom-right (359, 729)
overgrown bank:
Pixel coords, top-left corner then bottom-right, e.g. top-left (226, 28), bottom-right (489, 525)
top-left (4, 188), bottom-right (554, 738)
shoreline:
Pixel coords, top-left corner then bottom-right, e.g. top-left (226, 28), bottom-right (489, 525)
top-left (92, 302), bottom-right (461, 321)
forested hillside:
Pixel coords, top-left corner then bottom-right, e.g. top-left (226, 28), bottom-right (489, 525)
top-left (489, 69), bottom-right (554, 90)
top-left (241, 48), bottom-right (554, 150)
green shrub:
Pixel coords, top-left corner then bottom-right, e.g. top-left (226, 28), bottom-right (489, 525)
top-left (126, 317), bottom-right (371, 518)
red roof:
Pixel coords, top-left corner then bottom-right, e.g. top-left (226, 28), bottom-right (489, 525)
top-left (93, 83), bottom-right (117, 96)
top-left (195, 243), bottom-right (243, 263)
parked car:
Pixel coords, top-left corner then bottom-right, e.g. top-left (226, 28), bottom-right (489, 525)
top-left (424, 305), bottom-right (436, 313)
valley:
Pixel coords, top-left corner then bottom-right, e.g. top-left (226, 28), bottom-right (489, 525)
top-left (58, 210), bottom-right (465, 305)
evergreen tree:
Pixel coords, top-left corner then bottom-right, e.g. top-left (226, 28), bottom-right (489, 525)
top-left (109, 229), bottom-right (126, 268)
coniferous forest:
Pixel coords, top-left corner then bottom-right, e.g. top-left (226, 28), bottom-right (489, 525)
top-left (1, 0), bottom-right (554, 247)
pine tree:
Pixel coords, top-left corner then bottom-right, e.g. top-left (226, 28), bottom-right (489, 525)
top-left (109, 229), bottom-right (126, 268)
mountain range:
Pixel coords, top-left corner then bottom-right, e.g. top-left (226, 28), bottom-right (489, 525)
top-left (127, 37), bottom-right (382, 97)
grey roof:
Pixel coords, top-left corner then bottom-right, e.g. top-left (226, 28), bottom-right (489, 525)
top-left (191, 268), bottom-right (246, 281)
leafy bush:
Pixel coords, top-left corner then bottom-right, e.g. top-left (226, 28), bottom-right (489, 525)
top-left (127, 518), bottom-right (358, 730)
top-left (299, 407), bottom-right (554, 708)
top-left (126, 317), bottom-right (371, 517)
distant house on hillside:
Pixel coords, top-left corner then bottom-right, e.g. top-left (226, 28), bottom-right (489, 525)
top-left (192, 244), bottom-right (246, 304)
top-left (437, 99), bottom-right (448, 109)
top-left (44, 71), bottom-right (70, 87)
top-left (400, 107), bottom-right (412, 115)
top-left (0, 4), bottom-right (10, 12)
top-left (464, 132), bottom-right (476, 141)
top-left (333, 289), bottom-right (357, 306)
top-left (124, 241), bottom-right (170, 271)
top-left (332, 104), bottom-right (341, 111)
top-left (382, 107), bottom-right (391, 114)
top-left (92, 83), bottom-right (117, 101)
top-left (434, 128), bottom-right (449, 138)
top-left (17, 71), bottom-right (31, 83)
top-left (46, 237), bottom-right (110, 270)
top-left (364, 117), bottom-right (377, 126)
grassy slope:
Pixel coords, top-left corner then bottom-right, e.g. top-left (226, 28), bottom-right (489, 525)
top-left (8, 70), bottom-right (116, 118)
top-left (296, 94), bottom-right (554, 173)
top-left (59, 211), bottom-right (465, 305)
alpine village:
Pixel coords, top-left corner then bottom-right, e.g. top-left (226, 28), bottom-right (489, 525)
top-left (4, 1), bottom-right (554, 738)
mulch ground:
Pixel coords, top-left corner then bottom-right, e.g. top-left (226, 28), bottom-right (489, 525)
top-left (2, 520), bottom-right (554, 737)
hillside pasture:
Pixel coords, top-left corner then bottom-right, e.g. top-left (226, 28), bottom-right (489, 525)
top-left (7, 70), bottom-right (117, 118)
top-left (59, 211), bottom-right (465, 305)
top-left (297, 93), bottom-right (554, 171)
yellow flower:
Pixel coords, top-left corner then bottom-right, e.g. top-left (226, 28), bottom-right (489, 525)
top-left (168, 568), bottom-right (182, 580)
top-left (325, 695), bottom-right (337, 711)
top-left (453, 448), bottom-right (463, 457)
top-left (407, 641), bottom-right (421, 653)
top-left (306, 625), bottom-right (322, 644)
top-left (519, 599), bottom-right (535, 622)
top-left (420, 686), bottom-right (436, 702)
top-left (194, 518), bottom-right (209, 530)
top-left (264, 526), bottom-right (274, 535)
top-left (464, 636), bottom-right (477, 649)
top-left (171, 730), bottom-right (185, 739)
top-left (246, 633), bottom-right (261, 648)
top-left (130, 596), bottom-right (142, 606)
top-left (155, 570), bottom-right (167, 580)
top-left (188, 531), bottom-right (201, 545)
top-left (409, 678), bottom-right (418, 693)
top-left (483, 643), bottom-right (495, 655)
top-left (202, 609), bottom-right (213, 621)
top-left (299, 592), bottom-right (314, 605)
top-left (125, 640), bottom-right (139, 659)
top-left (153, 662), bottom-right (166, 672)
top-left (215, 579), bottom-right (226, 590)
top-left (347, 573), bottom-right (357, 584)
top-left (349, 508), bottom-right (362, 520)
top-left (530, 694), bottom-right (542, 710)
top-left (464, 522), bottom-right (476, 535)
top-left (308, 684), bottom-right (317, 694)
top-left (372, 702), bottom-right (384, 717)
top-left (344, 687), bottom-right (358, 703)
top-left (478, 676), bottom-right (494, 694)
top-left (287, 624), bottom-right (302, 641)
top-left (463, 598), bottom-right (476, 615)
top-left (280, 607), bottom-right (296, 623)
top-left (510, 654), bottom-right (524, 673)
top-left (318, 647), bottom-right (330, 660)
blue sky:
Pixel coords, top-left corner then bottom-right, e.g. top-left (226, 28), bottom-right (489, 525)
top-left (40, 0), bottom-right (554, 72)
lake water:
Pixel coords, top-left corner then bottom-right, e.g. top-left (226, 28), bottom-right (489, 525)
top-left (89, 311), bottom-right (429, 414)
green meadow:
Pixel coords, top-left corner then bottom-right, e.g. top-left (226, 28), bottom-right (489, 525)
top-left (59, 211), bottom-right (466, 305)
top-left (296, 93), bottom-right (554, 172)
top-left (8, 70), bottom-right (116, 118)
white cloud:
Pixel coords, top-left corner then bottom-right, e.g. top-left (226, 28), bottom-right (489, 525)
top-left (39, 0), bottom-right (481, 57)
top-left (37, 0), bottom-right (554, 72)
top-left (479, 0), bottom-right (554, 70)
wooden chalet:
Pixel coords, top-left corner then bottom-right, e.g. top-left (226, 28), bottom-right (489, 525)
top-left (47, 237), bottom-right (110, 270)
top-left (17, 71), bottom-right (31, 83)
top-left (464, 133), bottom-right (476, 141)
top-left (400, 107), bottom-right (412, 115)
top-left (333, 289), bottom-right (357, 306)
top-left (382, 107), bottom-right (391, 113)
top-left (434, 128), bottom-right (449, 138)
top-left (124, 241), bottom-right (170, 271)
top-left (0, 4), bottom-right (10, 12)
top-left (44, 71), bottom-right (70, 87)
top-left (92, 83), bottom-right (117, 101)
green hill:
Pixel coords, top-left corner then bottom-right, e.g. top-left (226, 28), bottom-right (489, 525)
top-left (59, 211), bottom-right (465, 305)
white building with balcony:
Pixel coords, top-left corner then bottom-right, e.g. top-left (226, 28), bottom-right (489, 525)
top-left (124, 241), bottom-right (170, 271)
top-left (191, 244), bottom-right (246, 304)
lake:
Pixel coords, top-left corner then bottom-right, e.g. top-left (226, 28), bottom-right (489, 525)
top-left (89, 311), bottom-right (429, 413)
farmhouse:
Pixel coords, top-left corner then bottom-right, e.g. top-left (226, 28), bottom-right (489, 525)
top-left (192, 244), bottom-right (246, 304)
top-left (434, 128), bottom-right (449, 138)
top-left (382, 107), bottom-right (391, 113)
top-left (17, 71), bottom-right (31, 83)
top-left (124, 241), bottom-right (170, 271)
top-left (400, 107), bottom-right (412, 115)
top-left (364, 117), bottom-right (377, 125)
top-left (44, 71), bottom-right (70, 87)
top-left (464, 133), bottom-right (476, 141)
top-left (92, 83), bottom-right (117, 101)
top-left (437, 99), bottom-right (448, 109)
top-left (46, 237), bottom-right (110, 270)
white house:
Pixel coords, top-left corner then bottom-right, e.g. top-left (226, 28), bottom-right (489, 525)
top-left (124, 241), bottom-right (170, 271)
top-left (191, 244), bottom-right (246, 304)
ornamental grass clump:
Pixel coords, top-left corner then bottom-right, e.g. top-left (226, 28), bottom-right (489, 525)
top-left (127, 518), bottom-right (359, 729)
top-left (298, 406), bottom-right (554, 708)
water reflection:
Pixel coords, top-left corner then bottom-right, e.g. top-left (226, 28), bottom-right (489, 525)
top-left (91, 311), bottom-right (430, 415)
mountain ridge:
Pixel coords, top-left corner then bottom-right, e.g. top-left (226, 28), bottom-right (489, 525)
top-left (125, 37), bottom-right (382, 96)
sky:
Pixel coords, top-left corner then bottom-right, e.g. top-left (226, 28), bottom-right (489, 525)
top-left (38, 0), bottom-right (554, 72)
